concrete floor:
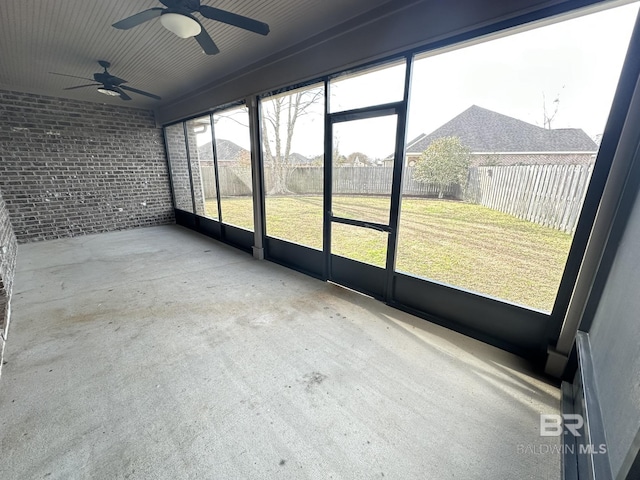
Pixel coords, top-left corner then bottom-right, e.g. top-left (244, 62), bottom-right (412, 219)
top-left (0, 225), bottom-right (561, 479)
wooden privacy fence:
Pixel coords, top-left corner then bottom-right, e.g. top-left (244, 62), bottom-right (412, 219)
top-left (200, 165), bottom-right (252, 198)
top-left (200, 165), bottom-right (458, 198)
top-left (330, 166), bottom-right (460, 197)
top-left (198, 164), bottom-right (592, 233)
top-left (466, 164), bottom-right (593, 233)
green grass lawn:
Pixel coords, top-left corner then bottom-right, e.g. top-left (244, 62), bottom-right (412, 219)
top-left (208, 195), bottom-right (573, 312)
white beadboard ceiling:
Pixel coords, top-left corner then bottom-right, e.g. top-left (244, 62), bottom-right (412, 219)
top-left (0, 0), bottom-right (392, 108)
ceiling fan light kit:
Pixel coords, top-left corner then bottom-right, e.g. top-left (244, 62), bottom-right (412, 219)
top-left (50, 60), bottom-right (161, 102)
top-left (112, 0), bottom-right (270, 55)
top-left (160, 12), bottom-right (201, 38)
top-left (97, 87), bottom-right (121, 97)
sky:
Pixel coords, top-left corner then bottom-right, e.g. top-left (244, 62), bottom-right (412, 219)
top-left (405, 2), bottom-right (639, 141)
top-left (203, 2), bottom-right (639, 160)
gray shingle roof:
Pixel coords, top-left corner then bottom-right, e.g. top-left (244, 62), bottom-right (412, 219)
top-left (197, 141), bottom-right (310, 164)
top-left (288, 152), bottom-right (311, 164)
top-left (198, 139), bottom-right (248, 162)
top-left (406, 105), bottom-right (598, 154)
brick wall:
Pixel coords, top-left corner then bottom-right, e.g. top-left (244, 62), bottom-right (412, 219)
top-left (405, 152), bottom-right (597, 167)
top-left (469, 152), bottom-right (596, 166)
top-left (0, 184), bottom-right (18, 363)
top-left (0, 89), bottom-right (174, 242)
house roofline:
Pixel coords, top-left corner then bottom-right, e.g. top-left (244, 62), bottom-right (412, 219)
top-left (469, 151), bottom-right (597, 155)
top-left (406, 150), bottom-right (598, 155)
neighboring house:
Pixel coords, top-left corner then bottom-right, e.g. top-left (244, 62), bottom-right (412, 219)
top-left (389, 105), bottom-right (598, 167)
top-left (345, 152), bottom-right (374, 167)
top-left (197, 139), bottom-right (249, 166)
top-left (262, 151), bottom-right (319, 167)
top-left (196, 143), bottom-right (315, 167)
top-left (284, 152), bottom-right (312, 165)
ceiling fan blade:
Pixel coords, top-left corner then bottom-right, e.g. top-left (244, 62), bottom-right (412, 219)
top-left (95, 72), bottom-right (128, 85)
top-left (113, 87), bottom-right (132, 101)
top-left (50, 72), bottom-right (95, 82)
top-left (64, 84), bottom-right (101, 90)
top-left (119, 85), bottom-right (161, 100)
top-left (112, 8), bottom-right (164, 30)
top-left (110, 77), bottom-right (128, 86)
top-left (199, 5), bottom-right (269, 36)
top-left (193, 23), bottom-right (220, 55)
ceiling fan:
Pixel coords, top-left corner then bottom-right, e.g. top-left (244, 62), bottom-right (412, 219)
top-left (112, 0), bottom-right (270, 55)
top-left (50, 60), bottom-right (161, 101)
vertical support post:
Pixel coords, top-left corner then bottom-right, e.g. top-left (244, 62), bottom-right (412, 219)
top-left (182, 121), bottom-right (198, 216)
top-left (161, 126), bottom-right (177, 209)
top-left (384, 55), bottom-right (414, 302)
top-left (209, 113), bottom-right (223, 223)
top-left (248, 96), bottom-right (265, 260)
top-left (323, 79), bottom-right (332, 281)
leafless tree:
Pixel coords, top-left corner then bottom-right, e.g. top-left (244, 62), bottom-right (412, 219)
top-left (543, 86), bottom-right (564, 130)
top-left (262, 88), bottom-right (323, 194)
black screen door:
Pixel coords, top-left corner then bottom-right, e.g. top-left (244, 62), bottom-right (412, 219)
top-left (325, 108), bottom-right (403, 299)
